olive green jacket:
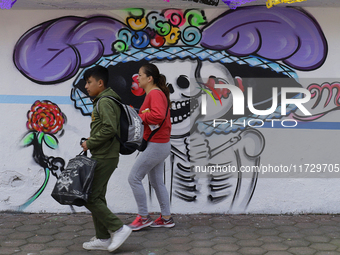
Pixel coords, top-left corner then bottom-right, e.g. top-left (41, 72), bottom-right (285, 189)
top-left (87, 88), bottom-right (121, 159)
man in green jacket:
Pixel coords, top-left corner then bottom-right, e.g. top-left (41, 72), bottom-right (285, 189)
top-left (81, 65), bottom-right (132, 252)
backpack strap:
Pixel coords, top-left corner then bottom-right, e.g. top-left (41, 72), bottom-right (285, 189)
top-left (96, 96), bottom-right (121, 113)
top-left (96, 96), bottom-right (138, 116)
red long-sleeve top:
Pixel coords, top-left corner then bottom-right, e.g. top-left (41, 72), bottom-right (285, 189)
top-left (138, 89), bottom-right (171, 143)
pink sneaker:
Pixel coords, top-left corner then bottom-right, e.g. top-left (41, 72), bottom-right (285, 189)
top-left (150, 215), bottom-right (175, 228)
top-left (129, 215), bottom-right (153, 231)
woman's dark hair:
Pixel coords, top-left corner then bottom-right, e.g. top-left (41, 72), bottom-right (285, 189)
top-left (141, 63), bottom-right (171, 105)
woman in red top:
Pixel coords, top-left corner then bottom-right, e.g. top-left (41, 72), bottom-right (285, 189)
top-left (128, 63), bottom-right (174, 230)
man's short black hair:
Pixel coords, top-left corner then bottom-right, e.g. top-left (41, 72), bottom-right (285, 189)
top-left (83, 66), bottom-right (109, 87)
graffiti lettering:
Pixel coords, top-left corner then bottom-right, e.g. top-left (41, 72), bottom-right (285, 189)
top-left (222, 0), bottom-right (259, 9)
top-left (266, 0), bottom-right (307, 8)
top-left (293, 82), bottom-right (340, 122)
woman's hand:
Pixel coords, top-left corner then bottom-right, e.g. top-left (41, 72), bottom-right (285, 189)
top-left (141, 108), bottom-right (150, 114)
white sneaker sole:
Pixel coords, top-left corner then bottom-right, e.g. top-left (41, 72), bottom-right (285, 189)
top-left (108, 226), bottom-right (132, 252)
top-left (83, 245), bottom-right (109, 250)
top-left (83, 237), bottom-right (111, 250)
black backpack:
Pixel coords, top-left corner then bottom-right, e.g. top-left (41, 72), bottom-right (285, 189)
top-left (96, 96), bottom-right (144, 155)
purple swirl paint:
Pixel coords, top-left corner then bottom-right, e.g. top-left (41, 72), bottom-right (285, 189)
top-left (222, 0), bottom-right (259, 9)
top-left (201, 6), bottom-right (327, 71)
top-left (0, 0), bottom-right (17, 9)
top-left (13, 16), bottom-right (126, 84)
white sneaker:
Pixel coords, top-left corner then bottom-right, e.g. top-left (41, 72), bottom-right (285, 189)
top-left (108, 225), bottom-right (132, 252)
top-left (83, 236), bottom-right (111, 250)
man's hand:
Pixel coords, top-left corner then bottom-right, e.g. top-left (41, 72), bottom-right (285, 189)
top-left (80, 138), bottom-right (89, 151)
top-left (81, 141), bottom-right (88, 151)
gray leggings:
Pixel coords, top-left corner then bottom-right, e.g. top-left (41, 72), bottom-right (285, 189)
top-left (128, 141), bottom-right (171, 216)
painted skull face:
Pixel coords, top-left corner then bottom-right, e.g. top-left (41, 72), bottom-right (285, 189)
top-left (154, 60), bottom-right (199, 136)
top-left (154, 59), bottom-right (236, 136)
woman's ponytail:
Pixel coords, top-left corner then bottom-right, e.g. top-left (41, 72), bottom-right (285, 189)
top-left (141, 63), bottom-right (171, 106)
top-left (157, 74), bottom-right (171, 106)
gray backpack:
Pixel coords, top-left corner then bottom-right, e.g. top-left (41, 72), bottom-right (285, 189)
top-left (96, 96), bottom-right (144, 155)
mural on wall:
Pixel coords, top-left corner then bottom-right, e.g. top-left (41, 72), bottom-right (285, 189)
top-left (13, 6), bottom-right (335, 211)
top-left (20, 100), bottom-right (66, 210)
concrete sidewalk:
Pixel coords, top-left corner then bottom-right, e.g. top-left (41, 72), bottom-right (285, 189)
top-left (1, 212), bottom-right (340, 255)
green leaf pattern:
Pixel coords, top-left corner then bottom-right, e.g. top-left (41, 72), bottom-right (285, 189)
top-left (43, 133), bottom-right (58, 149)
top-left (22, 132), bottom-right (35, 146)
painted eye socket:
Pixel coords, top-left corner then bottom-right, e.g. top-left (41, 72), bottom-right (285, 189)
top-left (176, 75), bottom-right (190, 89)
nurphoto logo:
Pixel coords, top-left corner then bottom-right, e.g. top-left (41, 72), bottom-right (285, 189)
top-left (200, 83), bottom-right (312, 128)
top-left (201, 84), bottom-right (311, 116)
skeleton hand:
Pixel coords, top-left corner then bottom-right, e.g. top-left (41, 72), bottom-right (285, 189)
top-left (186, 131), bottom-right (211, 166)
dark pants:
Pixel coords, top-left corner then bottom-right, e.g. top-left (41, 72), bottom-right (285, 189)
top-left (85, 157), bottom-right (123, 239)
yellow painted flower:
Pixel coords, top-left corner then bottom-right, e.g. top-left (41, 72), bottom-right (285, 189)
top-left (165, 27), bottom-right (180, 45)
top-left (127, 17), bottom-right (147, 31)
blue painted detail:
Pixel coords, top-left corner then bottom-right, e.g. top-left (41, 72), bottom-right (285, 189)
top-left (0, 95), bottom-right (71, 105)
